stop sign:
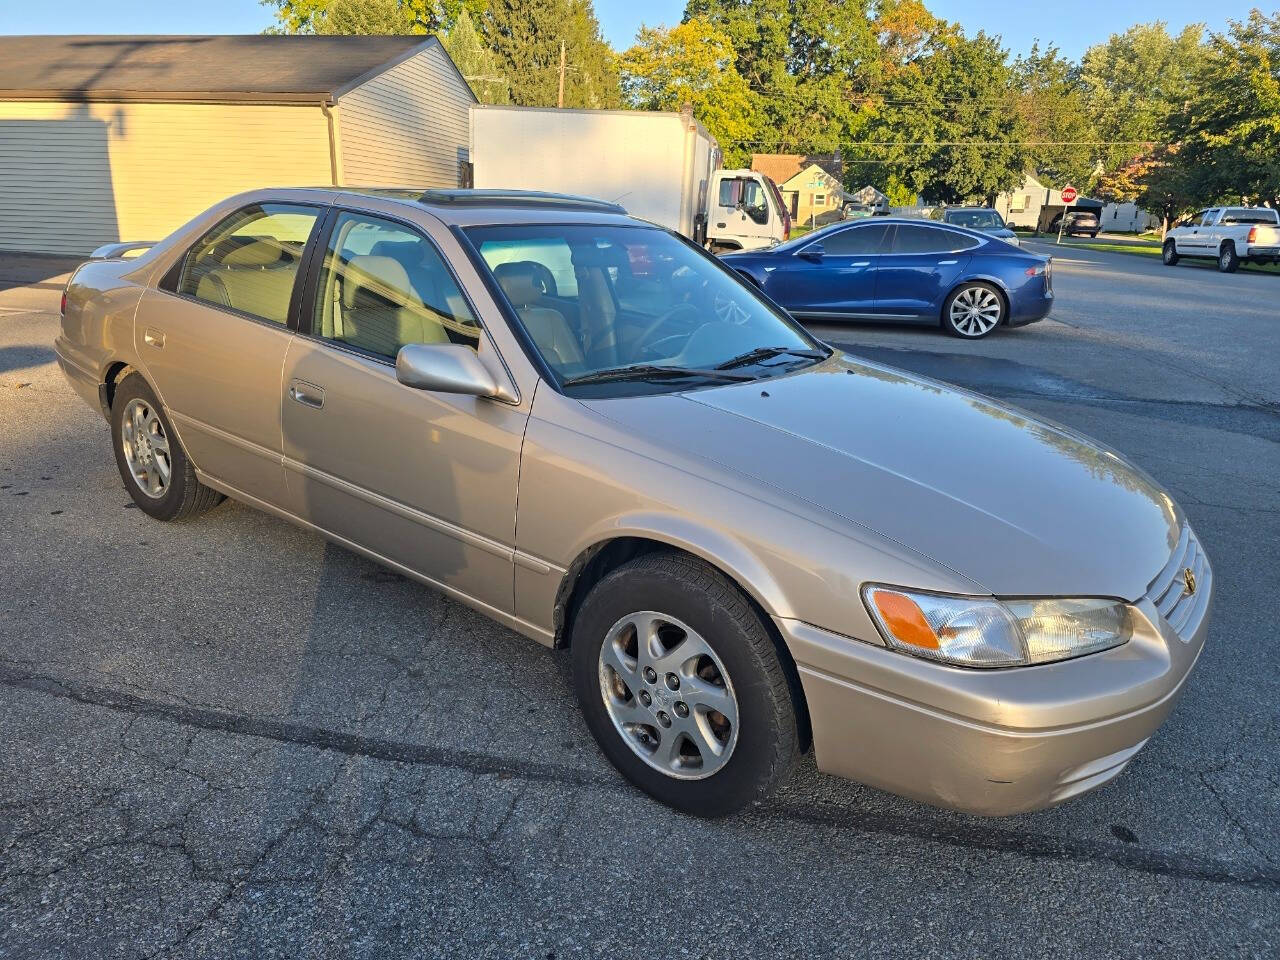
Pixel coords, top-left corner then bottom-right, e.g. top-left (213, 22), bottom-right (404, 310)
top-left (1061, 185), bottom-right (1078, 203)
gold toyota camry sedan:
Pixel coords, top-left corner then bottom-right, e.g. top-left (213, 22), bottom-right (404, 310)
top-left (56, 188), bottom-right (1212, 816)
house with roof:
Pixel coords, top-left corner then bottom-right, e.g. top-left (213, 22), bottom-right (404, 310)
top-left (0, 35), bottom-right (476, 255)
top-left (750, 153), bottom-right (848, 225)
top-left (995, 172), bottom-right (1156, 233)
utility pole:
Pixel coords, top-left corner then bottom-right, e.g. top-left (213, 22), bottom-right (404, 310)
top-left (557, 40), bottom-right (566, 108)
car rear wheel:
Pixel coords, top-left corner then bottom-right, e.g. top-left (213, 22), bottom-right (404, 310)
top-left (571, 551), bottom-right (798, 816)
top-left (943, 282), bottom-right (1004, 339)
top-left (1218, 243), bottom-right (1239, 273)
top-left (111, 373), bottom-right (224, 521)
top-left (1162, 241), bottom-right (1179, 266)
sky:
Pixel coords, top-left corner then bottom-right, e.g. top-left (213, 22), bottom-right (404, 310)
top-left (0, 0), bottom-right (1265, 60)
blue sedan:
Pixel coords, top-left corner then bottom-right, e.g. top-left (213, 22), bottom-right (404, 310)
top-left (722, 218), bottom-right (1053, 339)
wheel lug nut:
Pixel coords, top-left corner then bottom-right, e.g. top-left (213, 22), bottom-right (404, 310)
top-left (674, 701), bottom-right (688, 718)
top-left (639, 690), bottom-right (652, 707)
top-left (665, 673), bottom-right (679, 690)
top-left (643, 667), bottom-right (657, 684)
top-left (656, 711), bottom-right (671, 728)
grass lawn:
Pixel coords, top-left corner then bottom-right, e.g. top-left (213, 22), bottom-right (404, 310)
top-left (1037, 235), bottom-right (1280, 275)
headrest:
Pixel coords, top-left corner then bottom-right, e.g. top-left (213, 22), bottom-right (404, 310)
top-left (223, 239), bottom-right (286, 267)
top-left (342, 255), bottom-right (414, 310)
top-left (494, 261), bottom-right (540, 308)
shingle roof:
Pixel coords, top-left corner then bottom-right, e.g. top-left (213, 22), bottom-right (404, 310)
top-left (751, 153), bottom-right (844, 187)
top-left (0, 35), bottom-right (443, 104)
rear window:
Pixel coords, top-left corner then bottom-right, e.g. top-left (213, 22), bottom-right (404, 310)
top-left (1220, 208), bottom-right (1279, 225)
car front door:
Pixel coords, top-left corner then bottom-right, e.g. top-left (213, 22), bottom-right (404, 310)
top-left (874, 224), bottom-right (978, 320)
top-left (134, 201), bottom-right (322, 507)
top-left (765, 222), bottom-right (890, 318)
top-left (279, 208), bottom-right (526, 614)
top-left (1187, 210), bottom-right (1217, 254)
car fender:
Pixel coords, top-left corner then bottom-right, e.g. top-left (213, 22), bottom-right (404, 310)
top-left (560, 509), bottom-right (795, 623)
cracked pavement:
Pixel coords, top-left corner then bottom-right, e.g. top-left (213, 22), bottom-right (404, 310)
top-left (1, 247), bottom-right (1278, 958)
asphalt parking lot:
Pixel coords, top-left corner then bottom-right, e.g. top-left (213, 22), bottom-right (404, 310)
top-left (1, 243), bottom-right (1277, 958)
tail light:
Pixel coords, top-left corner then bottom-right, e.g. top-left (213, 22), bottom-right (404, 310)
top-left (60, 290), bottom-right (67, 316)
top-left (1248, 226), bottom-right (1258, 243)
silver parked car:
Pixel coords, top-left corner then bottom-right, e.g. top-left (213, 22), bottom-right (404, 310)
top-left (56, 188), bottom-right (1211, 816)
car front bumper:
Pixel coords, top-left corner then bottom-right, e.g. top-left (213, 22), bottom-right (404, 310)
top-left (777, 580), bottom-right (1210, 816)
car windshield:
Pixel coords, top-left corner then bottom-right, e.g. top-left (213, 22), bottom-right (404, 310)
top-left (946, 210), bottom-right (1002, 229)
top-left (465, 224), bottom-right (825, 393)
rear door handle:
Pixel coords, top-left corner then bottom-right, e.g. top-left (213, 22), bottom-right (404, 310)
top-left (288, 380), bottom-right (325, 409)
top-left (143, 328), bottom-right (165, 348)
top-left (850, 261), bottom-right (871, 267)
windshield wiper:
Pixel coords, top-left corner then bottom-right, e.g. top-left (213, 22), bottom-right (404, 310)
top-left (714, 345), bottom-right (828, 370)
top-left (561, 364), bottom-right (755, 387)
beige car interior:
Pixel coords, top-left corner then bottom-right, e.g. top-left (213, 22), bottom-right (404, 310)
top-left (317, 233), bottom-right (480, 359)
top-left (493, 262), bottom-right (585, 368)
top-left (188, 237), bottom-right (305, 325)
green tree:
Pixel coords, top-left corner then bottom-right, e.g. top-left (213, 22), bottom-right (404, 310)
top-left (684, 0), bottom-right (878, 154)
top-left (862, 27), bottom-right (1026, 204)
top-left (444, 8), bottom-right (510, 103)
top-left (1079, 22), bottom-right (1203, 171)
top-left (1096, 146), bottom-right (1203, 235)
top-left (1177, 11), bottom-right (1280, 206)
top-left (1013, 44), bottom-right (1098, 189)
top-left (478, 0), bottom-right (621, 108)
top-left (263, 0), bottom-right (484, 34)
top-left (619, 18), bottom-right (762, 165)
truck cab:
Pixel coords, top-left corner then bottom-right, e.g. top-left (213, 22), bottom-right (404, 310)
top-left (708, 170), bottom-right (790, 253)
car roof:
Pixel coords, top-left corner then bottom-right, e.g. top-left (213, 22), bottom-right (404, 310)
top-left (275, 186), bottom-right (642, 228)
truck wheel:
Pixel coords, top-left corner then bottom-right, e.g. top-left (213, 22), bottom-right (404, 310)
top-left (1218, 242), bottom-right (1240, 273)
top-left (571, 551), bottom-right (799, 816)
top-left (1162, 241), bottom-right (1179, 266)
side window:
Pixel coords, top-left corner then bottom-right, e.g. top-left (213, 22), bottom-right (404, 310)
top-left (891, 224), bottom-right (977, 254)
top-left (822, 224), bottom-right (890, 255)
top-left (717, 178), bottom-right (741, 208)
top-left (175, 203), bottom-right (319, 324)
top-left (312, 212), bottom-right (480, 359)
top-left (740, 179), bottom-right (769, 224)
top-left (1200, 210), bottom-right (1218, 227)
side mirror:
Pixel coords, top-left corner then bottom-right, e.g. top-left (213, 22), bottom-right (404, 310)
top-left (799, 243), bottom-right (824, 263)
top-left (396, 343), bottom-right (501, 398)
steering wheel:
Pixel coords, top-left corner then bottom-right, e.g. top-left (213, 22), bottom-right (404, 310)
top-left (631, 302), bottom-right (703, 356)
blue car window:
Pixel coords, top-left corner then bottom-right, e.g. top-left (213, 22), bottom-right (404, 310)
top-left (822, 224), bottom-right (891, 255)
top-left (892, 224), bottom-right (978, 254)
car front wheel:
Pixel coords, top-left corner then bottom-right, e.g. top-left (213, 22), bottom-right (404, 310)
top-left (1162, 241), bottom-right (1179, 266)
top-left (571, 551), bottom-right (799, 816)
top-left (943, 282), bottom-right (1004, 339)
top-left (111, 373), bottom-right (224, 520)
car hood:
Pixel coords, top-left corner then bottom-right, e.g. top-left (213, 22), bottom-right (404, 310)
top-left (587, 355), bottom-right (1181, 600)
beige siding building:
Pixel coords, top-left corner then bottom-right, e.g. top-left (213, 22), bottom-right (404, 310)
top-left (0, 35), bottom-right (476, 255)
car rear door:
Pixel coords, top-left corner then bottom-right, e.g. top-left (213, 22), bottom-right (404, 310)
top-left (764, 222), bottom-right (890, 318)
top-left (873, 224), bottom-right (978, 319)
top-left (279, 206), bottom-right (526, 614)
top-left (134, 201), bottom-right (323, 507)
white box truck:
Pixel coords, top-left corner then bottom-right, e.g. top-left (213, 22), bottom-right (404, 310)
top-left (469, 104), bottom-right (792, 252)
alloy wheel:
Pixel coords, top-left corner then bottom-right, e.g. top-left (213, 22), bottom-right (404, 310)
top-left (949, 285), bottom-right (1002, 336)
top-left (120, 398), bottom-right (171, 499)
top-left (597, 611), bottom-right (739, 780)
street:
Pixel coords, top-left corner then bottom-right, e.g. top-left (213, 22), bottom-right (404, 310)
top-left (1, 244), bottom-right (1277, 958)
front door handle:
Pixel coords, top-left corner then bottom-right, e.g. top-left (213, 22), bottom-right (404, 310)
top-left (937, 259), bottom-right (958, 265)
top-left (143, 328), bottom-right (165, 348)
top-left (288, 380), bottom-right (325, 409)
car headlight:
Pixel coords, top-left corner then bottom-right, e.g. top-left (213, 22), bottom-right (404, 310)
top-left (862, 585), bottom-right (1133, 668)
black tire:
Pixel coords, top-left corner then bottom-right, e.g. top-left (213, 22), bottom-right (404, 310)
top-left (571, 551), bottom-right (799, 816)
top-left (1218, 242), bottom-right (1240, 273)
top-left (941, 281), bottom-right (1005, 339)
top-left (1162, 241), bottom-right (1179, 266)
top-left (111, 373), bottom-right (224, 521)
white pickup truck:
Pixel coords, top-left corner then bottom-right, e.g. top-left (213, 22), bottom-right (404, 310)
top-left (1162, 206), bottom-right (1280, 272)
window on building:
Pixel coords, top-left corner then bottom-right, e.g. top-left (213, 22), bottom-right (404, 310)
top-left (814, 194), bottom-right (826, 207)
top-left (1010, 195), bottom-right (1027, 212)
